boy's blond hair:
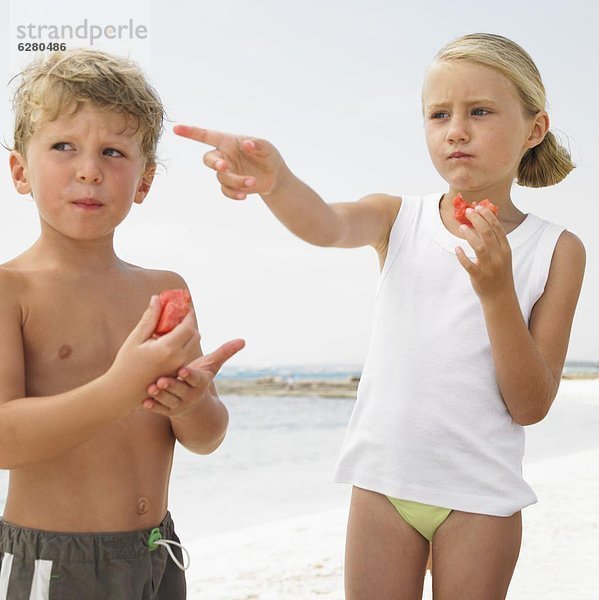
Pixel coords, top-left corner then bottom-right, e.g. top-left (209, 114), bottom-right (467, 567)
top-left (12, 49), bottom-right (164, 166)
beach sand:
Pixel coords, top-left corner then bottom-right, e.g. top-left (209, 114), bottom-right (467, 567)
top-left (186, 379), bottom-right (599, 599)
top-left (185, 448), bottom-right (599, 599)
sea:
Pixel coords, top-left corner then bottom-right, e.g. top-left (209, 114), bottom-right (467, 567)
top-left (171, 367), bottom-right (599, 541)
top-left (216, 364), bottom-right (363, 382)
top-left (217, 361), bottom-right (599, 381)
top-left (0, 364), bottom-right (597, 545)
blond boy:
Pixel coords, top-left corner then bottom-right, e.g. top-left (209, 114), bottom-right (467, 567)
top-left (0, 50), bottom-right (243, 599)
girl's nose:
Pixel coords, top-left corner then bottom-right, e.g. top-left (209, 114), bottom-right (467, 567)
top-left (446, 117), bottom-right (470, 144)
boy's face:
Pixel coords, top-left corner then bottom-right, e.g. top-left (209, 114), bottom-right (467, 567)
top-left (10, 105), bottom-right (154, 241)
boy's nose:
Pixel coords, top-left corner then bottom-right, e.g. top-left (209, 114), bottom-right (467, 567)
top-left (76, 157), bottom-right (103, 183)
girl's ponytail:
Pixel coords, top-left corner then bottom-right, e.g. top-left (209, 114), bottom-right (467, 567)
top-left (517, 131), bottom-right (575, 188)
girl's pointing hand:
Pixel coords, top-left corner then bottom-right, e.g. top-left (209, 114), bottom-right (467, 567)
top-left (174, 125), bottom-right (287, 200)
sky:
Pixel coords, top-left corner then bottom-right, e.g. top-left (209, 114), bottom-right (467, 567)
top-left (0, 0), bottom-right (597, 367)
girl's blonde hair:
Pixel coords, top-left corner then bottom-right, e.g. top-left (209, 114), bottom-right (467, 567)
top-left (12, 49), bottom-right (164, 167)
top-left (432, 33), bottom-right (574, 188)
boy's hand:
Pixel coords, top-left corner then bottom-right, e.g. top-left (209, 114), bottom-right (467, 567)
top-left (109, 296), bottom-right (200, 406)
top-left (142, 338), bottom-right (245, 417)
top-left (174, 125), bottom-right (286, 200)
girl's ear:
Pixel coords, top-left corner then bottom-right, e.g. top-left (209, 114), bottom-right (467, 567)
top-left (527, 111), bottom-right (550, 150)
top-left (134, 164), bottom-right (156, 204)
top-left (10, 151), bottom-right (32, 195)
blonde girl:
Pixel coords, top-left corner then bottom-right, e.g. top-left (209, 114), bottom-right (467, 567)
top-left (176, 33), bottom-right (585, 600)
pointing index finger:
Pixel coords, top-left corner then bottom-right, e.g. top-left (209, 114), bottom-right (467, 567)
top-left (173, 124), bottom-right (228, 148)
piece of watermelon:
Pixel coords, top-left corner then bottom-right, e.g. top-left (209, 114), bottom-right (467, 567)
top-left (155, 289), bottom-right (192, 335)
top-left (453, 193), bottom-right (498, 227)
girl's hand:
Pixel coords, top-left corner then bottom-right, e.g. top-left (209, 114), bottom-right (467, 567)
top-left (174, 125), bottom-right (287, 200)
top-left (455, 205), bottom-right (515, 300)
top-left (143, 338), bottom-right (245, 418)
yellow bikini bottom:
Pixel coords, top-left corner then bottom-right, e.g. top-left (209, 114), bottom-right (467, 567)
top-left (387, 497), bottom-right (452, 542)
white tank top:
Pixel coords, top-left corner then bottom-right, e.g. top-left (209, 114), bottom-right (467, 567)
top-left (334, 193), bottom-right (565, 516)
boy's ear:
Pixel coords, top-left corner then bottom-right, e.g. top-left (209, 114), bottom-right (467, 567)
top-left (9, 151), bottom-right (32, 195)
top-left (134, 164), bottom-right (156, 204)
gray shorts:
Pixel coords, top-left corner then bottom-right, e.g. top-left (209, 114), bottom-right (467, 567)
top-left (0, 512), bottom-right (186, 600)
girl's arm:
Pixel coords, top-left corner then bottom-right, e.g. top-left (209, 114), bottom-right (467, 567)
top-left (457, 206), bottom-right (586, 426)
top-left (174, 125), bottom-right (400, 256)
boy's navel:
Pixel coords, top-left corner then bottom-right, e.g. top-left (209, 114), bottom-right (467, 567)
top-left (137, 497), bottom-right (150, 515)
top-left (58, 344), bottom-right (72, 359)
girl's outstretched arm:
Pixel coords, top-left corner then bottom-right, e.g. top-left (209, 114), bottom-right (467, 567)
top-left (174, 125), bottom-right (400, 256)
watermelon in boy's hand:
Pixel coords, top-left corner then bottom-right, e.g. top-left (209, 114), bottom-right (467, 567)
top-left (453, 193), bottom-right (498, 227)
top-left (155, 289), bottom-right (192, 335)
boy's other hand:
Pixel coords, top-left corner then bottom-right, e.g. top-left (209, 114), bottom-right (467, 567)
top-left (143, 338), bottom-right (245, 417)
top-left (174, 125), bottom-right (287, 200)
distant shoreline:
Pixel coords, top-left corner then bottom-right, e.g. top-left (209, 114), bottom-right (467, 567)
top-left (216, 376), bottom-right (360, 398)
top-left (216, 372), bottom-right (598, 399)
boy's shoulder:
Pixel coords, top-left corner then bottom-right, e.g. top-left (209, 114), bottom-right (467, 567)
top-left (0, 263), bottom-right (29, 304)
top-left (0, 260), bottom-right (191, 308)
top-left (124, 262), bottom-right (189, 292)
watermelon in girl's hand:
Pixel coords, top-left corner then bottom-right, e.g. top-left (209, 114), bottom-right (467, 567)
top-left (453, 193), bottom-right (498, 227)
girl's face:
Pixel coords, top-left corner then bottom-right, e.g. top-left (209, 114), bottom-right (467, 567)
top-left (422, 60), bottom-right (540, 196)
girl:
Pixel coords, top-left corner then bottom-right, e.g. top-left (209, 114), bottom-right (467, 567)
top-left (174, 33), bottom-right (585, 599)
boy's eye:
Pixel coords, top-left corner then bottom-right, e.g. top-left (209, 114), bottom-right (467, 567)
top-left (104, 148), bottom-right (125, 158)
top-left (430, 111), bottom-right (449, 119)
top-left (471, 108), bottom-right (489, 116)
top-left (52, 142), bottom-right (72, 151)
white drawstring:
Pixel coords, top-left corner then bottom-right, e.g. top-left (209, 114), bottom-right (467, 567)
top-left (153, 538), bottom-right (190, 571)
top-left (147, 527), bottom-right (191, 571)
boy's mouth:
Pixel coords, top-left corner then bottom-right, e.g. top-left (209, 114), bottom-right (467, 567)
top-left (72, 198), bottom-right (103, 209)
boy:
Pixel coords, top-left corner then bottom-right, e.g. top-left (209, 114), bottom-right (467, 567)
top-left (0, 49), bottom-right (243, 599)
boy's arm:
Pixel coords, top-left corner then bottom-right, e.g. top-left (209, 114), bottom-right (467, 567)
top-left (457, 207), bottom-right (586, 425)
top-left (160, 341), bottom-right (242, 454)
top-left (0, 280), bottom-right (199, 469)
top-left (174, 126), bottom-right (401, 257)
top-left (142, 273), bottom-right (243, 454)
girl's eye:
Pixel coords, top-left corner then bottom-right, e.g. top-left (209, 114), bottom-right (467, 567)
top-left (472, 108), bottom-right (489, 116)
top-left (430, 111), bottom-right (449, 119)
top-left (52, 142), bottom-right (72, 151)
top-left (104, 148), bottom-right (124, 158)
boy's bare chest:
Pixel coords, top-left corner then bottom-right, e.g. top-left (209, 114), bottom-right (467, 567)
top-left (22, 274), bottom-right (156, 396)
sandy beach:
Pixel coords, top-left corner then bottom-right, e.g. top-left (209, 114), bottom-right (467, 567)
top-left (184, 378), bottom-right (599, 599)
top-left (186, 447), bottom-right (599, 599)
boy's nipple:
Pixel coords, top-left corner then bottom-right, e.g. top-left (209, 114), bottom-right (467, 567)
top-left (58, 344), bottom-right (72, 359)
top-left (137, 497), bottom-right (150, 515)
